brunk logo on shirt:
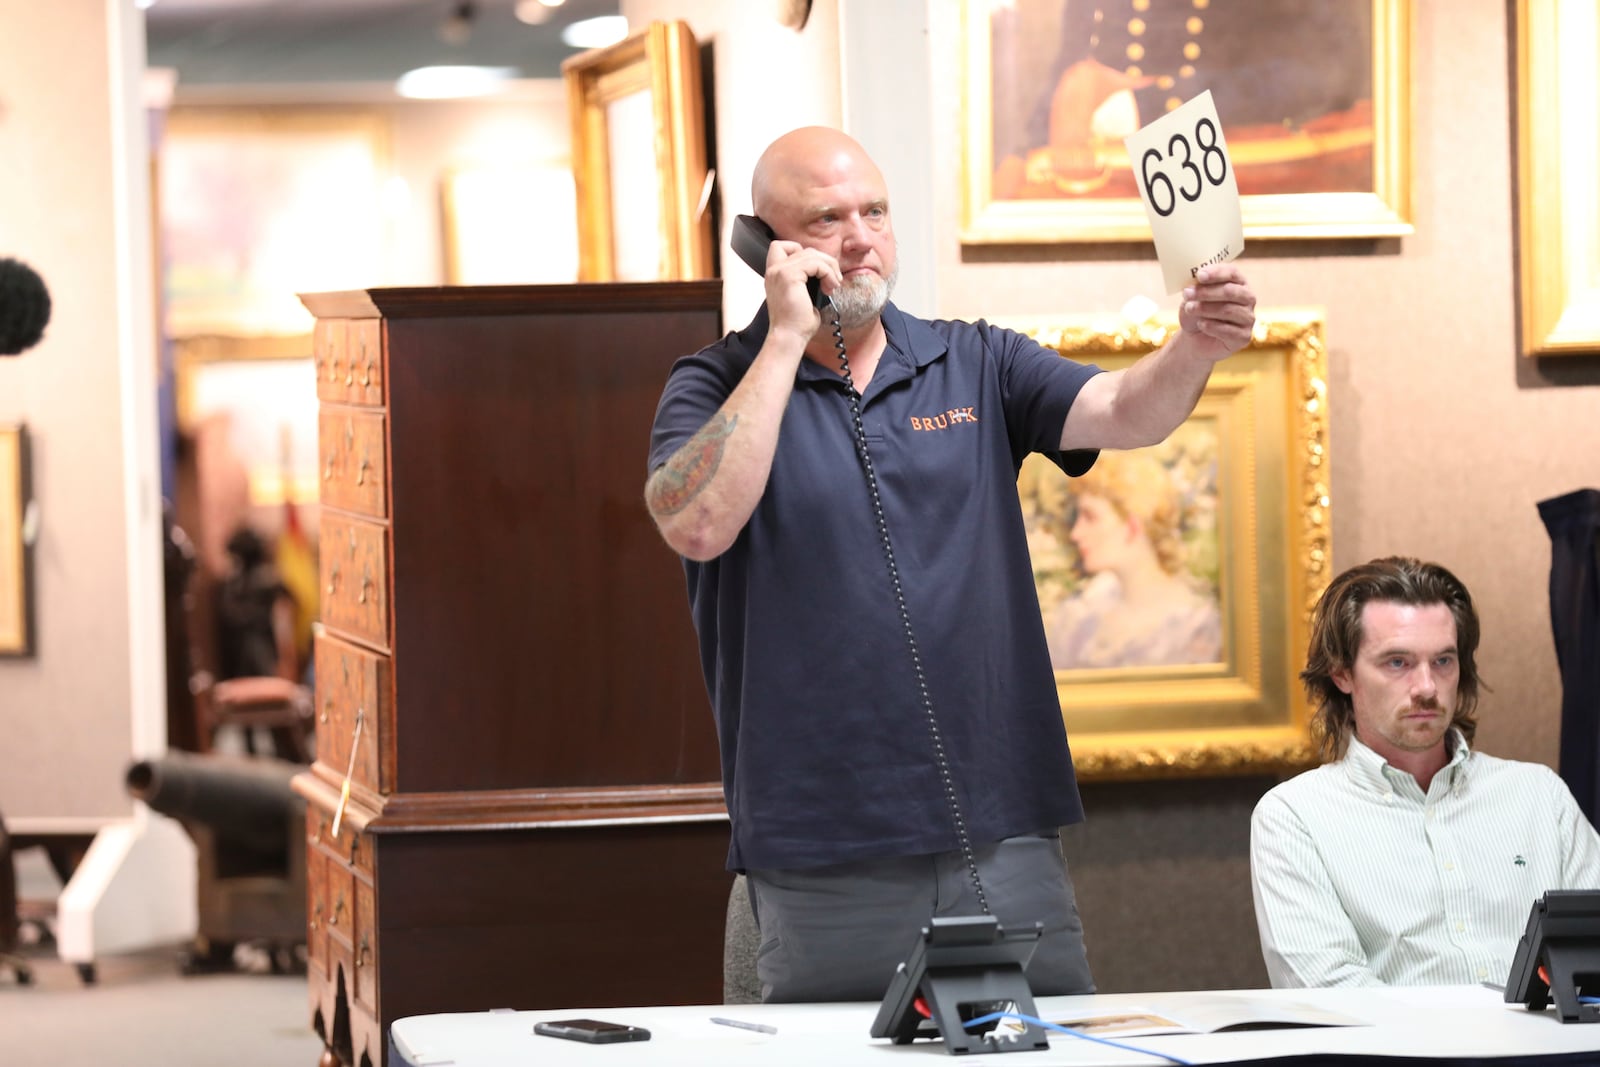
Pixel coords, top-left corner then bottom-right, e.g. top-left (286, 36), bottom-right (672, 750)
top-left (909, 407), bottom-right (978, 431)
top-left (1514, 854), bottom-right (1526, 867)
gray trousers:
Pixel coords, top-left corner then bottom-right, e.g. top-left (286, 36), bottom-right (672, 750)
top-left (745, 833), bottom-right (1093, 1003)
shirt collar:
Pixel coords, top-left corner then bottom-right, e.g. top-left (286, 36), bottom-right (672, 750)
top-left (1343, 728), bottom-right (1473, 794)
top-left (735, 301), bottom-right (950, 386)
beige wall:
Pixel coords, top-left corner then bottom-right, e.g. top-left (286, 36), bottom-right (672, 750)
top-left (0, 0), bottom-right (161, 823)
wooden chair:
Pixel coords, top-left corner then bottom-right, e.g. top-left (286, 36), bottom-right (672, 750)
top-left (197, 675), bottom-right (315, 765)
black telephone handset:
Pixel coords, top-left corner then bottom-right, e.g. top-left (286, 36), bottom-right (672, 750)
top-left (731, 214), bottom-right (831, 310)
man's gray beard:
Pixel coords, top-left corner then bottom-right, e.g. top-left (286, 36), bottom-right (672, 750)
top-left (830, 258), bottom-right (899, 329)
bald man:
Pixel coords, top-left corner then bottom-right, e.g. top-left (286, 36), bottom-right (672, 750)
top-left (645, 127), bottom-right (1257, 1002)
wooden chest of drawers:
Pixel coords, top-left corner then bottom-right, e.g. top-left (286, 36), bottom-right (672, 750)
top-left (295, 284), bottom-right (731, 1067)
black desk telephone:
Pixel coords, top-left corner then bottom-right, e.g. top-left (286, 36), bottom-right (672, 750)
top-left (725, 212), bottom-right (1043, 1054)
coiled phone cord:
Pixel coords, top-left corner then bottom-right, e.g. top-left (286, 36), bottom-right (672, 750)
top-left (825, 308), bottom-right (993, 917)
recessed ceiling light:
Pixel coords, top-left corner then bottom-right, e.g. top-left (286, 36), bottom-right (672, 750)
top-left (395, 66), bottom-right (517, 100)
top-left (561, 16), bottom-right (629, 50)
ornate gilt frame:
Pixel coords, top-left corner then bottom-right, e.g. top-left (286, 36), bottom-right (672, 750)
top-left (562, 20), bottom-right (713, 282)
top-left (1515, 0), bottom-right (1600, 355)
top-left (961, 0), bottom-right (1413, 242)
top-left (0, 424), bottom-right (34, 657)
top-left (1004, 311), bottom-right (1330, 780)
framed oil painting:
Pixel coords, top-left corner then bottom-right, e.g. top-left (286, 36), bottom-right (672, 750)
top-left (1515, 0), bottom-right (1600, 355)
top-left (160, 109), bottom-right (390, 338)
top-left (562, 19), bottom-right (713, 282)
top-left (0, 425), bottom-right (34, 657)
top-left (441, 162), bottom-right (580, 286)
top-left (963, 0), bottom-right (1412, 242)
top-left (1004, 311), bottom-right (1330, 780)
top-left (173, 335), bottom-right (320, 510)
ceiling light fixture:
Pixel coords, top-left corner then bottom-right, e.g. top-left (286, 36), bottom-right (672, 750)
top-left (395, 65), bottom-right (516, 100)
top-left (561, 16), bottom-right (629, 50)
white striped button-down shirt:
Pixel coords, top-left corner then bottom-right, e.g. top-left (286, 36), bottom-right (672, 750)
top-left (1250, 731), bottom-right (1600, 988)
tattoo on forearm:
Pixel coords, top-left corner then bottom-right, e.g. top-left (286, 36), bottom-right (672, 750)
top-left (648, 413), bottom-right (738, 516)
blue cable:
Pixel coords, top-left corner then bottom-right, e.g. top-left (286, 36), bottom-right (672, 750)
top-left (962, 1010), bottom-right (1194, 1066)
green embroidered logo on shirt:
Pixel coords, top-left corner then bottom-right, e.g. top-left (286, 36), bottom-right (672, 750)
top-left (1514, 855), bottom-right (1526, 867)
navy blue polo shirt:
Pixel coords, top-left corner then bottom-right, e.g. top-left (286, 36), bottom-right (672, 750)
top-left (648, 301), bottom-right (1102, 871)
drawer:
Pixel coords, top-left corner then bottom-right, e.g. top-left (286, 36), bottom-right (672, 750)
top-left (354, 879), bottom-right (378, 1014)
top-left (347, 826), bottom-right (372, 876)
top-left (325, 859), bottom-right (354, 948)
top-left (320, 513), bottom-right (390, 650)
top-left (314, 633), bottom-right (392, 795)
top-left (346, 319), bottom-right (385, 406)
top-left (304, 831), bottom-right (328, 971)
top-left (319, 409), bottom-right (387, 519)
top-left (314, 317), bottom-right (385, 406)
top-left (313, 319), bottom-right (348, 405)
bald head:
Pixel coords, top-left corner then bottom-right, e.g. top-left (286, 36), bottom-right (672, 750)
top-left (750, 127), bottom-right (887, 231)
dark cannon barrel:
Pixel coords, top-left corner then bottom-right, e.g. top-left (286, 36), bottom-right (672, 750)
top-left (125, 751), bottom-right (301, 854)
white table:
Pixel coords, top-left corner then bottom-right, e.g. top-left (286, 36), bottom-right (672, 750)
top-left (389, 985), bottom-right (1600, 1065)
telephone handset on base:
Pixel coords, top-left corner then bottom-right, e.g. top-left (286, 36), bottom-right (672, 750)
top-left (731, 214), bottom-right (831, 310)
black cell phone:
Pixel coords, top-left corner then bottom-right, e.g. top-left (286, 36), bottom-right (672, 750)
top-left (533, 1018), bottom-right (652, 1044)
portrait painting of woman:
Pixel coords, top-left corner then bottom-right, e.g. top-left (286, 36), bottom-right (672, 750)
top-left (1021, 425), bottom-right (1223, 672)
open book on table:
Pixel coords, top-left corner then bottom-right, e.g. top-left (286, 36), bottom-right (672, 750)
top-left (1039, 993), bottom-right (1366, 1039)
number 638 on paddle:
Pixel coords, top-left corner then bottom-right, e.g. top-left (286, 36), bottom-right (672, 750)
top-left (1123, 90), bottom-right (1244, 293)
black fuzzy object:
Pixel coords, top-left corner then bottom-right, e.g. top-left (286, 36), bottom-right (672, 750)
top-left (0, 257), bottom-right (51, 356)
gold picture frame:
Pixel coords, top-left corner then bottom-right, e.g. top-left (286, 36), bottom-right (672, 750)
top-left (962, 0), bottom-right (1412, 243)
top-left (1515, 0), bottom-right (1600, 355)
top-left (1004, 311), bottom-right (1330, 780)
top-left (0, 425), bottom-right (35, 657)
top-left (173, 334), bottom-right (320, 508)
top-left (563, 19), bottom-right (713, 282)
